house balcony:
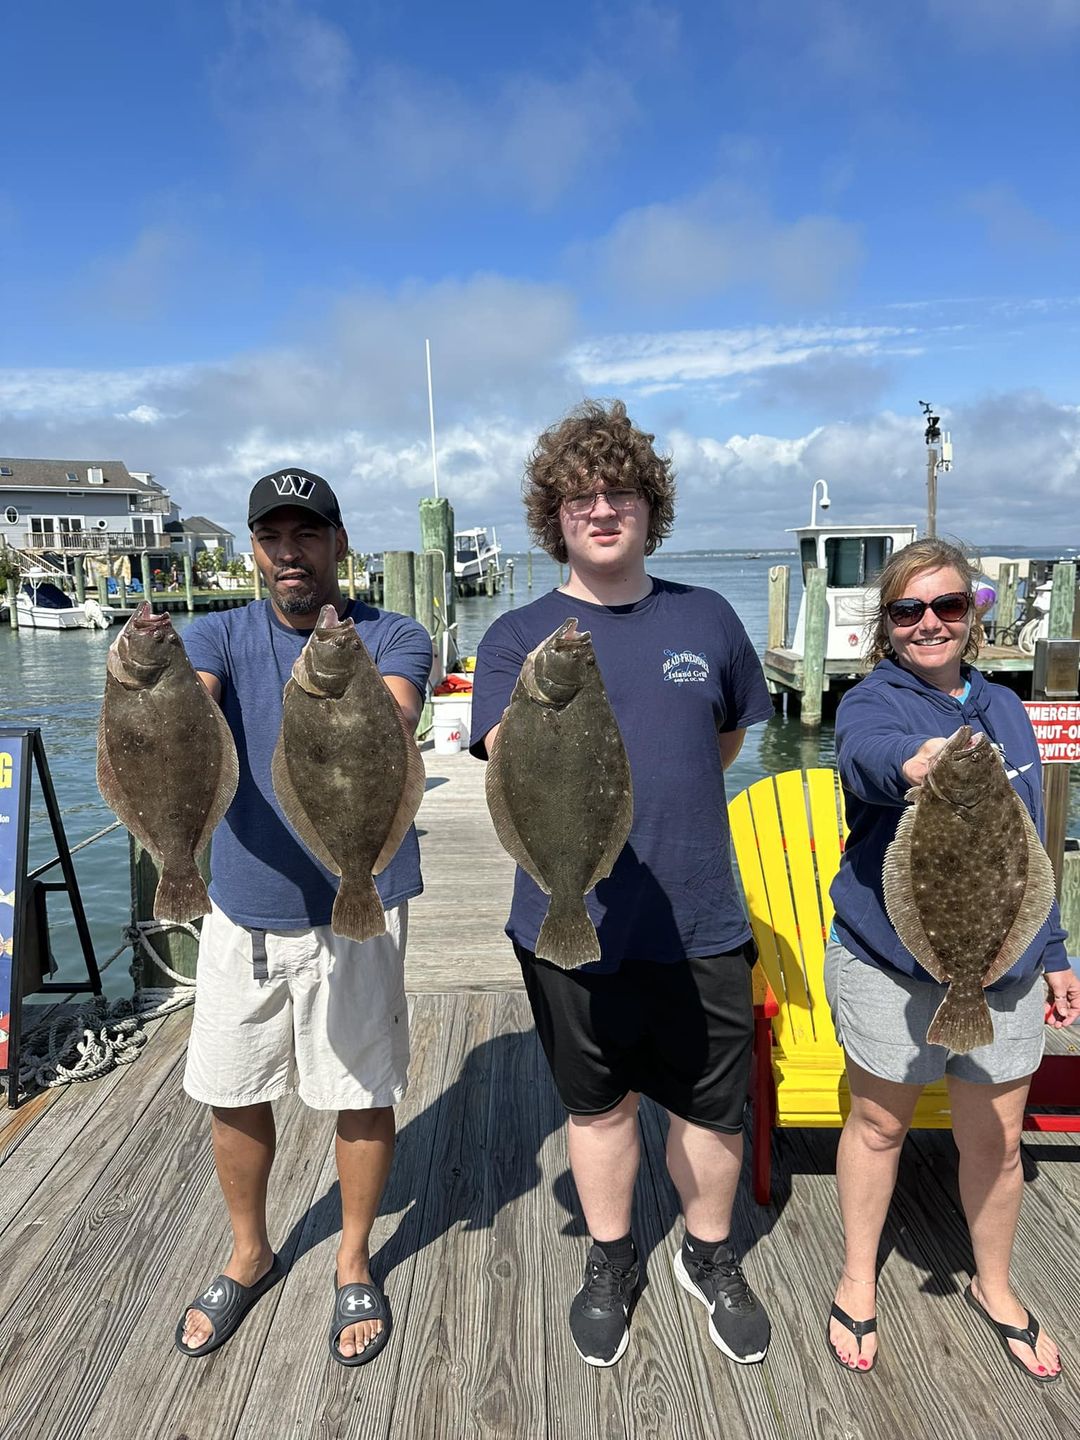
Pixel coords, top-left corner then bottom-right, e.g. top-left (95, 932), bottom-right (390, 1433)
top-left (130, 494), bottom-right (171, 514)
top-left (21, 530), bottom-right (171, 552)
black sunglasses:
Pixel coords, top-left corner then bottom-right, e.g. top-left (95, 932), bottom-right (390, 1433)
top-left (885, 591), bottom-right (971, 627)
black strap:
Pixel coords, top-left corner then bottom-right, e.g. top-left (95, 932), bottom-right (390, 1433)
top-left (250, 929), bottom-right (269, 981)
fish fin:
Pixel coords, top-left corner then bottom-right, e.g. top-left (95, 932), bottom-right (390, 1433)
top-left (153, 859), bottom-right (211, 923)
top-left (270, 727), bottom-right (341, 875)
top-left (535, 894), bottom-right (601, 969)
top-left (585, 764), bottom-right (634, 891)
top-left (926, 987), bottom-right (995, 1054)
top-left (484, 731), bottom-right (551, 894)
top-left (981, 805), bottom-right (1057, 987)
top-left (331, 874), bottom-right (387, 943)
top-left (192, 696), bottom-right (240, 857)
top-left (882, 808), bottom-right (949, 982)
top-left (373, 714), bottom-right (426, 875)
top-left (96, 690), bottom-right (159, 857)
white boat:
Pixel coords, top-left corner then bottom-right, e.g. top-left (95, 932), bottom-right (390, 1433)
top-left (15, 569), bottom-right (114, 630)
top-left (788, 482), bottom-right (917, 663)
top-left (454, 527), bottom-right (502, 584)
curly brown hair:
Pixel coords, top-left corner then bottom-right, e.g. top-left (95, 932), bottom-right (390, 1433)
top-left (523, 399), bottom-right (676, 563)
top-left (865, 537), bottom-right (984, 666)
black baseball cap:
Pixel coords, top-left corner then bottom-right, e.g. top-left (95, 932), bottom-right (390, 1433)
top-left (247, 468), bottom-right (343, 528)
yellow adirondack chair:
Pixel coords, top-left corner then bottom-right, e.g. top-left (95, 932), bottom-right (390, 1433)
top-left (728, 768), bottom-right (951, 1205)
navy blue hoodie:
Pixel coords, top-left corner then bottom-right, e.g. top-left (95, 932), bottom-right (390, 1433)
top-left (831, 657), bottom-right (1069, 985)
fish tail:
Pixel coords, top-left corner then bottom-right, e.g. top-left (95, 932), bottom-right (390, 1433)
top-left (926, 985), bottom-right (995, 1054)
top-left (331, 876), bottom-right (387, 944)
top-left (153, 862), bottom-right (211, 923)
top-left (535, 895), bottom-right (600, 970)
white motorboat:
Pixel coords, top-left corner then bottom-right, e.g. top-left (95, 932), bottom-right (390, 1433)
top-left (454, 527), bottom-right (502, 584)
top-left (788, 482), bottom-right (917, 663)
top-left (15, 569), bottom-right (114, 630)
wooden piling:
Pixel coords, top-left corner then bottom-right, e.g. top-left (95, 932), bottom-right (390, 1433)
top-left (800, 567), bottom-right (828, 729)
top-left (252, 562), bottom-right (262, 601)
top-left (129, 838), bottom-right (208, 984)
top-left (419, 497), bottom-right (455, 624)
top-left (767, 565), bottom-right (790, 651)
top-left (117, 575), bottom-right (128, 610)
top-left (1049, 561), bottom-right (1078, 639)
top-left (1061, 849), bottom-right (1080, 953)
top-left (384, 550), bottom-right (417, 620)
top-left (73, 561), bottom-right (85, 605)
top-left (996, 562), bottom-right (1018, 643)
top-left (347, 553), bottom-right (356, 600)
top-left (182, 554), bottom-right (194, 613)
top-left (527, 550), bottom-right (533, 589)
top-left (140, 553), bottom-right (152, 599)
top-left (6, 578), bottom-right (17, 629)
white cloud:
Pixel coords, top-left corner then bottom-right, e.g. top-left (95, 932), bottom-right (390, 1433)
top-left (581, 190), bottom-right (863, 307)
top-left (964, 185), bottom-right (1065, 256)
top-left (570, 323), bottom-right (914, 391)
top-left (213, 1), bottom-right (637, 211)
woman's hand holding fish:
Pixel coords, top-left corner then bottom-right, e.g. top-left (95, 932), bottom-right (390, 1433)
top-left (1044, 968), bottom-right (1080, 1028)
top-left (900, 735), bottom-right (951, 789)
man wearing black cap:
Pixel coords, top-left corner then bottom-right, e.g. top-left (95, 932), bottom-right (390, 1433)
top-left (175, 469), bottom-right (432, 1367)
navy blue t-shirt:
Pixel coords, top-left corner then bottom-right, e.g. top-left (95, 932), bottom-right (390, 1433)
top-left (183, 599), bottom-right (433, 929)
top-left (470, 580), bottom-right (774, 973)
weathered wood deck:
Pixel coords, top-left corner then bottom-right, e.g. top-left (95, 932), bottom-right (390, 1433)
top-left (1, 751), bottom-right (1079, 1439)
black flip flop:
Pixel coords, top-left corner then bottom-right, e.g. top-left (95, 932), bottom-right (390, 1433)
top-left (329, 1277), bottom-right (392, 1367)
top-left (826, 1302), bottom-right (877, 1373)
top-left (175, 1253), bottom-right (285, 1358)
top-left (963, 1283), bottom-right (1061, 1384)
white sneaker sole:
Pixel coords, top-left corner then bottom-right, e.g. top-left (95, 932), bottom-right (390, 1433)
top-left (572, 1321), bottom-right (631, 1368)
top-left (672, 1249), bottom-right (769, 1365)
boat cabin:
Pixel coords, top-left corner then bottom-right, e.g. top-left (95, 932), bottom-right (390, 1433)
top-left (789, 520), bottom-right (917, 661)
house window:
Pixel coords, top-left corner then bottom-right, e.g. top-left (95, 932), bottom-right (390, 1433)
top-left (4, 507), bottom-right (17, 525)
top-left (131, 517), bottom-right (156, 542)
top-left (0, 467), bottom-right (12, 477)
top-left (87, 467), bottom-right (104, 484)
top-left (66, 472), bottom-right (78, 482)
top-left (823, 536), bottom-right (894, 588)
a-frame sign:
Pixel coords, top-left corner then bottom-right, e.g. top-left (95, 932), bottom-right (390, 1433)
top-left (0, 728), bottom-right (102, 1107)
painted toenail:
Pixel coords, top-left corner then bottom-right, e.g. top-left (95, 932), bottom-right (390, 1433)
top-left (1037, 1365), bottom-right (1047, 1374)
top-left (858, 1358), bottom-right (869, 1369)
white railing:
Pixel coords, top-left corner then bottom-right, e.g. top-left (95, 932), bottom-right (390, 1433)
top-left (22, 530), bottom-right (170, 552)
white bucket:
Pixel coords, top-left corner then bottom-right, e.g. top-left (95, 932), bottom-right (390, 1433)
top-left (431, 693), bottom-right (468, 754)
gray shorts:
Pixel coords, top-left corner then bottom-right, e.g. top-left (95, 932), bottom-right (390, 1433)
top-left (823, 941), bottom-right (1046, 1086)
top-left (184, 901), bottom-right (410, 1111)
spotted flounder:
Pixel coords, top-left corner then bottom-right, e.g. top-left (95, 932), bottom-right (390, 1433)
top-left (883, 725), bottom-right (1055, 1052)
top-left (271, 605), bottom-right (425, 943)
top-left (97, 603), bottom-right (238, 922)
top-left (486, 619), bottom-right (633, 969)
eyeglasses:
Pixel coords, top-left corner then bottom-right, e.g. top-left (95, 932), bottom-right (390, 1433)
top-left (884, 591), bottom-right (971, 627)
top-left (562, 488), bottom-right (642, 516)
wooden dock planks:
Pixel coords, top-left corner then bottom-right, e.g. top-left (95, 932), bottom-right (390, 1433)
top-left (0, 748), bottom-right (1078, 1438)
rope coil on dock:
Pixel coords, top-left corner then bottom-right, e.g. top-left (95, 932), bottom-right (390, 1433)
top-left (17, 918), bottom-right (199, 1097)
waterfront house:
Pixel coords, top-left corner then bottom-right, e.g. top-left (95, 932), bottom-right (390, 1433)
top-left (0, 458), bottom-right (173, 567)
top-left (162, 514), bottom-right (236, 564)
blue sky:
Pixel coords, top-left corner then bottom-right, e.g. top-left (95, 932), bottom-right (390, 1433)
top-left (3, 0), bottom-right (1079, 552)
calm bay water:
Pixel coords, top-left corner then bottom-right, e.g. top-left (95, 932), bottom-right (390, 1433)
top-left (2, 547), bottom-right (1076, 997)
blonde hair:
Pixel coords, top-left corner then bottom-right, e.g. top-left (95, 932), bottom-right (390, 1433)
top-left (866, 537), bottom-right (984, 666)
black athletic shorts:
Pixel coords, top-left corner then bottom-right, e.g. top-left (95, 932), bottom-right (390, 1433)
top-left (515, 941), bottom-right (757, 1134)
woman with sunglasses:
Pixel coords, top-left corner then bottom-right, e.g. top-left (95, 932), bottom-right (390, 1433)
top-left (824, 537), bottom-right (1078, 1380)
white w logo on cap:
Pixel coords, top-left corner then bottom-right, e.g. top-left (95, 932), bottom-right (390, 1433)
top-left (271, 473), bottom-right (316, 499)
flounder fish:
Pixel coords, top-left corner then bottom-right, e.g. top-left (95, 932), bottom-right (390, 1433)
top-left (97, 603), bottom-right (239, 921)
top-left (271, 604), bottom-right (425, 943)
top-left (883, 725), bottom-right (1055, 1052)
top-left (486, 619), bottom-right (633, 969)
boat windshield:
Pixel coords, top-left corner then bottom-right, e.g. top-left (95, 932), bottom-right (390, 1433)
top-left (820, 536), bottom-right (893, 587)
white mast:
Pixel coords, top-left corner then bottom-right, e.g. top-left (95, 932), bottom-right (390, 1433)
top-left (425, 338), bottom-right (440, 499)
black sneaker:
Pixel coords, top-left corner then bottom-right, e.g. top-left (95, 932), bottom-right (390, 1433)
top-left (673, 1242), bottom-right (770, 1364)
top-left (568, 1243), bottom-right (639, 1367)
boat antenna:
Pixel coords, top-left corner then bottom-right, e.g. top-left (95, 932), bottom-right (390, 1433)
top-left (425, 337), bottom-right (440, 499)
